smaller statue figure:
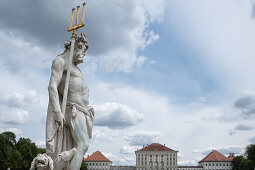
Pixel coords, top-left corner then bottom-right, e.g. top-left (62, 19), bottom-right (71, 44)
top-left (30, 153), bottom-right (53, 170)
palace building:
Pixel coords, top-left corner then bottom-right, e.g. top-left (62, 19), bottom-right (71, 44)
top-left (84, 151), bottom-right (112, 170)
top-left (135, 143), bottom-right (178, 170)
top-left (198, 150), bottom-right (234, 170)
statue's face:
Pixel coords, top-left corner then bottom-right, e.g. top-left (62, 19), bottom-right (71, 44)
top-left (73, 41), bottom-right (87, 65)
top-left (35, 154), bottom-right (49, 168)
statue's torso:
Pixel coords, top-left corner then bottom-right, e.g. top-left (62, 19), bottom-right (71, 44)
top-left (58, 64), bottom-right (89, 109)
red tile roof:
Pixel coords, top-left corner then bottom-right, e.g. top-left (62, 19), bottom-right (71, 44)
top-left (138, 143), bottom-right (176, 152)
top-left (84, 151), bottom-right (112, 162)
top-left (199, 150), bottom-right (234, 163)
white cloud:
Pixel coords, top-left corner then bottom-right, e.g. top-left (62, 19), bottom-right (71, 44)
top-left (125, 131), bottom-right (163, 146)
top-left (198, 97), bottom-right (207, 103)
top-left (136, 56), bottom-right (148, 68)
top-left (0, 127), bottom-right (23, 135)
top-left (249, 136), bottom-right (255, 143)
top-left (233, 90), bottom-right (255, 116)
top-left (229, 124), bottom-right (254, 135)
top-left (102, 152), bottom-right (134, 165)
top-left (166, 0), bottom-right (255, 91)
top-left (0, 31), bottom-right (52, 73)
top-left (178, 160), bottom-right (197, 166)
top-left (193, 145), bottom-right (244, 156)
top-left (94, 102), bottom-right (145, 129)
top-left (35, 140), bottom-right (45, 147)
top-left (0, 90), bottom-right (38, 107)
top-left (85, 0), bottom-right (165, 72)
top-left (120, 146), bottom-right (136, 155)
top-left (0, 109), bottom-right (29, 124)
top-left (91, 128), bottom-right (114, 142)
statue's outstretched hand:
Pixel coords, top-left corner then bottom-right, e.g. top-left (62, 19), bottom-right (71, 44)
top-left (55, 111), bottom-right (65, 131)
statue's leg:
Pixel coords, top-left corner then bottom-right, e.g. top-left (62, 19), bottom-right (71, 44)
top-left (70, 110), bottom-right (89, 170)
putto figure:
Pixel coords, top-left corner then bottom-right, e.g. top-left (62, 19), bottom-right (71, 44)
top-left (46, 32), bottom-right (94, 170)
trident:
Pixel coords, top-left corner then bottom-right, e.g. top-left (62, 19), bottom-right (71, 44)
top-left (61, 3), bottom-right (86, 129)
top-left (67, 3), bottom-right (86, 37)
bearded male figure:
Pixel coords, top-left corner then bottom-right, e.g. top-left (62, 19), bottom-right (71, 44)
top-left (46, 32), bottom-right (94, 170)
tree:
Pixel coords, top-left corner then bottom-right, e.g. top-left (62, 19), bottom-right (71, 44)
top-left (245, 144), bottom-right (255, 163)
top-left (2, 131), bottom-right (16, 146)
top-left (16, 137), bottom-right (38, 170)
top-left (80, 161), bottom-right (88, 170)
top-left (38, 147), bottom-right (46, 154)
top-left (0, 132), bottom-right (23, 170)
top-left (238, 159), bottom-right (255, 170)
top-left (0, 132), bottom-right (42, 170)
top-left (232, 155), bottom-right (244, 170)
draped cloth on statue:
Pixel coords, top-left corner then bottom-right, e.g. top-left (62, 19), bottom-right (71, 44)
top-left (46, 100), bottom-right (94, 161)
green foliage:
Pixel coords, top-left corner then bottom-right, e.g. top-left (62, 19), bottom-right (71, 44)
top-left (238, 159), bottom-right (255, 170)
top-left (0, 131), bottom-right (47, 170)
top-left (16, 137), bottom-right (38, 170)
top-left (80, 161), bottom-right (88, 170)
top-left (2, 131), bottom-right (16, 146)
top-left (38, 147), bottom-right (46, 154)
top-left (245, 144), bottom-right (255, 163)
top-left (0, 132), bottom-right (22, 170)
top-left (232, 155), bottom-right (244, 170)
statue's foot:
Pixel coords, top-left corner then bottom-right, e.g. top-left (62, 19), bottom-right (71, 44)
top-left (59, 148), bottom-right (76, 162)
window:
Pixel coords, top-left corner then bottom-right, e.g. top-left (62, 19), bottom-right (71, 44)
top-left (155, 161), bottom-right (158, 166)
top-left (161, 161), bottom-right (164, 167)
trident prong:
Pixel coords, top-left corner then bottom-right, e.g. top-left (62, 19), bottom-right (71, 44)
top-left (67, 3), bottom-right (86, 37)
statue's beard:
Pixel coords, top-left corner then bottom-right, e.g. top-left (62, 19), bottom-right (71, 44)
top-left (74, 54), bottom-right (84, 65)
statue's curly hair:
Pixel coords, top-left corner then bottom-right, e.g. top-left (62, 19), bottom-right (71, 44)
top-left (59, 32), bottom-right (89, 56)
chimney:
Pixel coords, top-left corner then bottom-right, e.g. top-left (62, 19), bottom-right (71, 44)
top-left (229, 153), bottom-right (234, 157)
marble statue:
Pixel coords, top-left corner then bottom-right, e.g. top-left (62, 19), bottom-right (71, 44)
top-left (45, 32), bottom-right (94, 170)
top-left (30, 153), bottom-right (53, 170)
top-left (30, 4), bottom-right (93, 170)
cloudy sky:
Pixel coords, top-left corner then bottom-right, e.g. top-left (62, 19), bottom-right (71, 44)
top-left (1, 0), bottom-right (255, 166)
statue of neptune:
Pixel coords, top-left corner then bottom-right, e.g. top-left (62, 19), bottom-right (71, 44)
top-left (45, 32), bottom-right (94, 170)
